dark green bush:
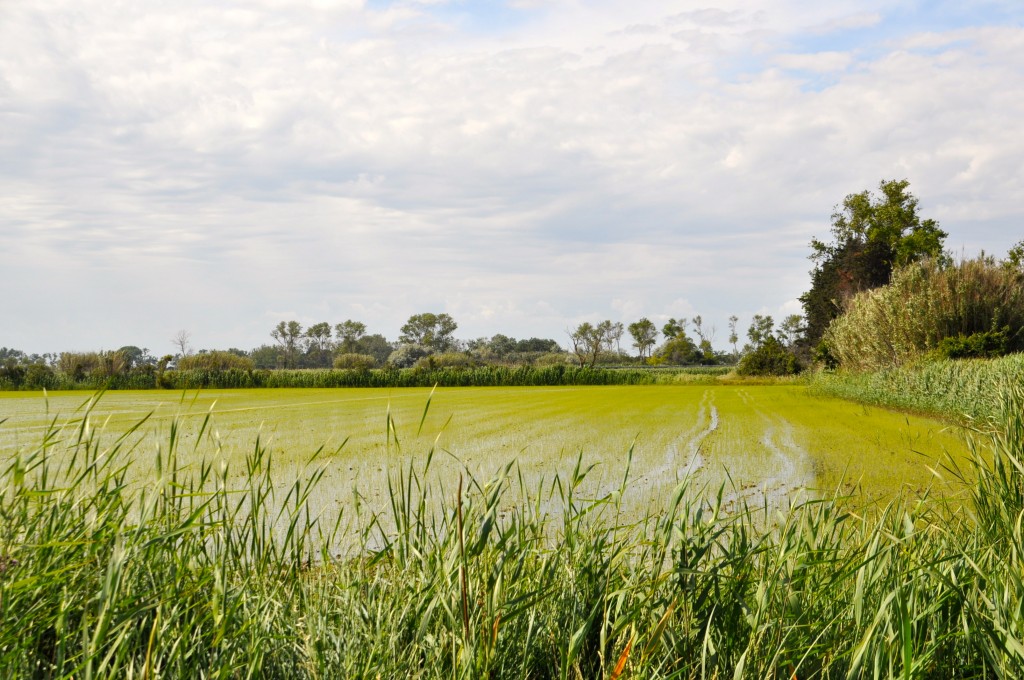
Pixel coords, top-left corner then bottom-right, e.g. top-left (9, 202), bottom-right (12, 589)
top-left (937, 327), bottom-right (1011, 360)
top-left (736, 337), bottom-right (802, 376)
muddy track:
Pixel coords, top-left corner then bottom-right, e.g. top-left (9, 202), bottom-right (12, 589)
top-left (724, 410), bottom-right (813, 511)
top-left (635, 390), bottom-right (719, 486)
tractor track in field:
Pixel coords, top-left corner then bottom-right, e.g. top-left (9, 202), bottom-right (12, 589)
top-left (636, 390), bottom-right (719, 487)
top-left (723, 396), bottom-right (813, 511)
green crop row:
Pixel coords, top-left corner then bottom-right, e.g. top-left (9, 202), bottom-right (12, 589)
top-left (0, 365), bottom-right (729, 391)
top-left (810, 353), bottom-right (1024, 424)
top-left (3, 385), bottom-right (1024, 677)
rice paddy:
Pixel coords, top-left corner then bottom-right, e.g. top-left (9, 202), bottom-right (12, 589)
top-left (0, 384), bottom-right (969, 518)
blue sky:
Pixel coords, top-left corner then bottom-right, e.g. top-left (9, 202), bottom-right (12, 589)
top-left (1, 0), bottom-right (1022, 355)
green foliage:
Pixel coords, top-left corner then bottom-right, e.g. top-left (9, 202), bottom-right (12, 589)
top-left (802, 179), bottom-right (947, 347)
top-left (653, 332), bottom-right (708, 365)
top-left (661, 317), bottom-right (687, 339)
top-left (810, 353), bottom-right (1024, 424)
top-left (937, 328), bottom-right (1010, 360)
top-left (628, 317), bottom-right (658, 359)
top-left (736, 336), bottom-right (802, 376)
top-left (399, 313), bottom-right (458, 351)
top-left (271, 320), bottom-right (304, 367)
top-left (176, 350), bottom-right (255, 372)
top-left (746, 314), bottom-right (775, 348)
top-left (825, 256), bottom-right (1024, 371)
top-left (332, 353), bottom-right (377, 370)
top-left (3, 387), bottom-right (1024, 677)
top-left (568, 321), bottom-right (610, 368)
top-left (249, 343), bottom-right (282, 369)
top-left (414, 352), bottom-right (480, 370)
top-left (57, 350), bottom-right (130, 381)
top-left (1006, 240), bottom-right (1024, 272)
top-left (352, 333), bottom-right (394, 365)
top-left (387, 343), bottom-right (432, 368)
top-left (334, 320), bottom-right (367, 353)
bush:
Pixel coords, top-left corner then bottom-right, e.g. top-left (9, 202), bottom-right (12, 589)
top-left (936, 328), bottom-right (1010, 360)
top-left (413, 352), bottom-right (480, 370)
top-left (387, 344), bottom-right (431, 368)
top-left (826, 256), bottom-right (1024, 371)
top-left (655, 336), bottom-right (703, 365)
top-left (333, 353), bottom-right (377, 370)
top-left (534, 352), bottom-right (572, 366)
top-left (23, 363), bottom-right (57, 390)
top-left (736, 337), bottom-right (802, 376)
top-left (177, 351), bottom-right (255, 372)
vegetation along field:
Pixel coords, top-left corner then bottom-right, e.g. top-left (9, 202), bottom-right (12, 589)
top-left (0, 384), bottom-right (969, 520)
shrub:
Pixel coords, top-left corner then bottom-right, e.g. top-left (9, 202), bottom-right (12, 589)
top-left (177, 350), bottom-right (255, 372)
top-left (936, 328), bottom-right (1010, 360)
top-left (23, 363), bottom-right (57, 390)
top-left (534, 352), bottom-right (572, 366)
top-left (655, 335), bottom-right (703, 365)
top-left (333, 353), bottom-right (377, 370)
top-left (736, 337), bottom-right (801, 376)
top-left (386, 343), bottom-right (431, 368)
top-left (413, 352), bottom-right (480, 370)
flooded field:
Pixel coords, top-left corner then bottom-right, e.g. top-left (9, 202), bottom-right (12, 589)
top-left (0, 385), bottom-right (970, 519)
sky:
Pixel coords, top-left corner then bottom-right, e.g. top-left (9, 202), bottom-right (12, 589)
top-left (2, 0), bottom-right (1022, 355)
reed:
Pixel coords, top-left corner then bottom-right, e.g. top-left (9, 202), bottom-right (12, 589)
top-left (2, 386), bottom-right (1023, 677)
top-left (810, 353), bottom-right (1024, 424)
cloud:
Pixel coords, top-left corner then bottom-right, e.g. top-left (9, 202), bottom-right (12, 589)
top-left (1, 1), bottom-right (1022, 353)
top-left (809, 11), bottom-right (883, 34)
top-left (774, 51), bottom-right (853, 73)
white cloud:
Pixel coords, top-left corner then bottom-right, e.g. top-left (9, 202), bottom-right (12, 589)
top-left (809, 11), bottom-right (883, 34)
top-left (1, 1), bottom-right (1022, 353)
top-left (774, 51), bottom-right (853, 73)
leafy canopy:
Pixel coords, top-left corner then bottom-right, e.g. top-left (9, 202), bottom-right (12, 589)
top-left (801, 179), bottom-right (947, 347)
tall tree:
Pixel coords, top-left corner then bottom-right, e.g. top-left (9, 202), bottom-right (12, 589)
top-left (691, 315), bottom-right (715, 345)
top-left (746, 314), bottom-right (774, 349)
top-left (305, 322), bottom-right (332, 352)
top-left (777, 314), bottom-right (805, 350)
top-left (568, 322), bottom-right (607, 368)
top-left (116, 346), bottom-right (153, 370)
top-left (728, 315), bottom-right (740, 360)
top-left (305, 322), bottom-right (333, 367)
top-left (399, 313), bottom-right (458, 351)
top-left (172, 330), bottom-right (192, 358)
top-left (487, 334), bottom-right (517, 357)
top-left (356, 334), bottom-right (394, 365)
top-left (334, 320), bottom-right (367, 353)
top-left (662, 317), bottom-right (688, 339)
top-left (271, 321), bottom-right (304, 368)
top-left (607, 321), bottom-right (625, 355)
top-left (801, 179), bottom-right (947, 347)
top-left (628, 318), bottom-right (658, 359)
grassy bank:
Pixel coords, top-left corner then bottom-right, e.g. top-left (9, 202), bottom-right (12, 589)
top-left (810, 353), bottom-right (1024, 424)
top-left (1, 387), bottom-right (1023, 677)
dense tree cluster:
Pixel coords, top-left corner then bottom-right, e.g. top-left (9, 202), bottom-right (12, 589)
top-left (800, 179), bottom-right (947, 352)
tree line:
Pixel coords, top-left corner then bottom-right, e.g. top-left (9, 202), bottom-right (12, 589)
top-left (1, 306), bottom-right (790, 390)
top-left (5, 178), bottom-right (1019, 390)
